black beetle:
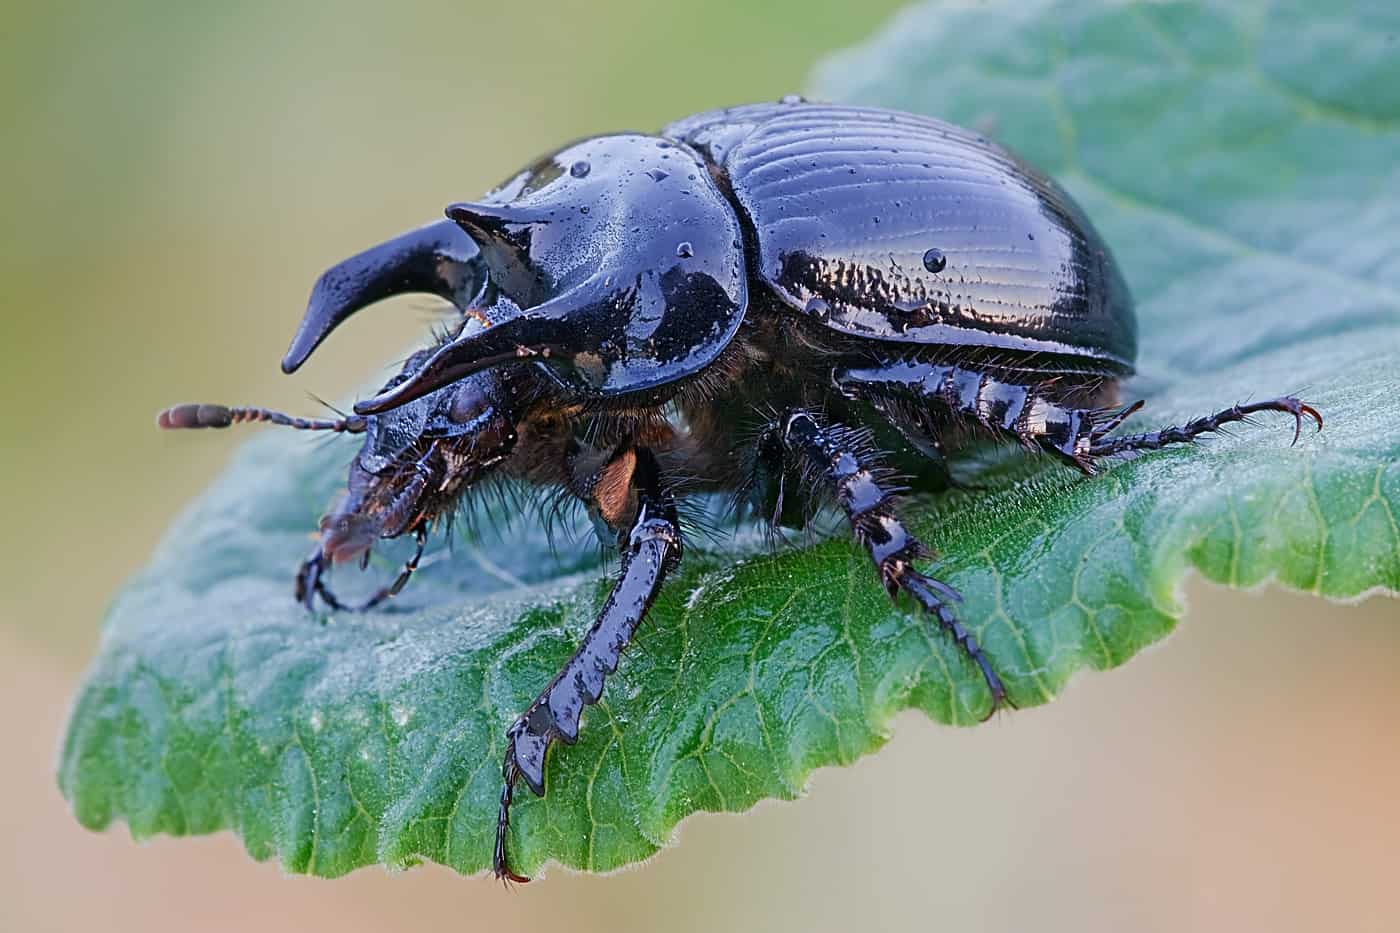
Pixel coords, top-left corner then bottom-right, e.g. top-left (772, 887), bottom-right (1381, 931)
top-left (160, 98), bottom-right (1320, 881)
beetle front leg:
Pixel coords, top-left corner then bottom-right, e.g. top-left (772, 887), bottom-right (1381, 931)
top-left (760, 410), bottom-right (1007, 716)
top-left (294, 548), bottom-right (345, 612)
top-left (293, 526), bottom-right (429, 613)
top-left (494, 446), bottom-right (681, 883)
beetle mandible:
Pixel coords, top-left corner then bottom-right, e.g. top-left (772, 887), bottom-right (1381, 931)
top-left (160, 97), bottom-right (1321, 881)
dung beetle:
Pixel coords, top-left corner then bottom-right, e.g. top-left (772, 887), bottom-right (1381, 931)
top-left (160, 97), bottom-right (1320, 881)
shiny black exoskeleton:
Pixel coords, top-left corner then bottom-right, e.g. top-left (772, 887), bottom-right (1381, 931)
top-left (161, 98), bottom-right (1320, 881)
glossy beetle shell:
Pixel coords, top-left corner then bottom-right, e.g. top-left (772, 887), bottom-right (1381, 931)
top-left (345, 99), bottom-right (1138, 416)
top-left (446, 134), bottom-right (747, 397)
top-left (669, 100), bottom-right (1136, 370)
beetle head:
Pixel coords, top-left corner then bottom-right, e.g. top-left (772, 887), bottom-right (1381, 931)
top-left (314, 353), bottom-right (519, 566)
top-left (158, 350), bottom-right (519, 569)
top-left (162, 217), bottom-right (522, 572)
top-left (351, 133), bottom-right (748, 414)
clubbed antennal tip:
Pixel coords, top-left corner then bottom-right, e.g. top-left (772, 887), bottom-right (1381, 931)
top-left (156, 403), bottom-right (367, 433)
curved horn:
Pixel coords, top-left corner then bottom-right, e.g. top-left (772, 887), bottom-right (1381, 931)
top-left (353, 314), bottom-right (572, 415)
top-left (353, 273), bottom-right (608, 415)
top-left (281, 219), bottom-right (482, 374)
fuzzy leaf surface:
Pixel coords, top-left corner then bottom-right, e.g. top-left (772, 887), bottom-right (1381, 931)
top-left (61, 0), bottom-right (1400, 878)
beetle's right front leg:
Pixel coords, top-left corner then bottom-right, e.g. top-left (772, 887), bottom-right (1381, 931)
top-left (494, 445), bottom-right (681, 883)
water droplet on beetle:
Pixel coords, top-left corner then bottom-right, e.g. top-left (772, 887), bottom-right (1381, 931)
top-left (923, 248), bottom-right (947, 273)
top-left (646, 169), bottom-right (669, 182)
top-left (781, 94), bottom-right (804, 104)
top-left (570, 160), bottom-right (590, 178)
top-left (579, 205), bottom-right (590, 214)
top-left (676, 241), bottom-right (694, 258)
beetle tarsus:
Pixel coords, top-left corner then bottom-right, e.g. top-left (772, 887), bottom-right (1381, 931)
top-left (1083, 396), bottom-right (1323, 460)
top-left (350, 525), bottom-right (428, 611)
top-left (894, 568), bottom-right (1008, 718)
top-left (295, 549), bottom-right (342, 612)
top-left (493, 756), bottom-right (531, 884)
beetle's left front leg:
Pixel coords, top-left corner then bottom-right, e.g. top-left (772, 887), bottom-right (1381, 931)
top-left (295, 526), bottom-right (428, 612)
top-left (493, 446), bottom-right (681, 883)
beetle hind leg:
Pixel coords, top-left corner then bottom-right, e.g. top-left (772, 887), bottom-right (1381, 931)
top-left (835, 362), bottom-right (1321, 475)
top-left (1080, 396), bottom-right (1322, 462)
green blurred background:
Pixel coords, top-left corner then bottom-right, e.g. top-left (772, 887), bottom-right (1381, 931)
top-left (2, 2), bottom-right (1396, 931)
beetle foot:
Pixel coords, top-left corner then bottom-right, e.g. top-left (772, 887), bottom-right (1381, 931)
top-left (494, 708), bottom-right (564, 883)
top-left (889, 566), bottom-right (1010, 719)
top-left (1083, 395), bottom-right (1322, 461)
top-left (294, 550), bottom-right (349, 613)
top-left (493, 741), bottom-right (533, 884)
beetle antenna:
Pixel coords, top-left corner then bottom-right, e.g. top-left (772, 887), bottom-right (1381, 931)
top-left (156, 403), bottom-right (368, 433)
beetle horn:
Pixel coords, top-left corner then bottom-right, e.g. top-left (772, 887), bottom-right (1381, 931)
top-left (444, 200), bottom-right (557, 307)
top-left (353, 276), bottom-right (605, 415)
top-left (444, 201), bottom-right (551, 238)
top-left (353, 315), bottom-right (572, 415)
top-left (281, 219), bottom-right (483, 374)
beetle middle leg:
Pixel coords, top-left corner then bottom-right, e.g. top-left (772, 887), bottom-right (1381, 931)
top-left (493, 444), bottom-right (681, 882)
top-left (758, 409), bottom-right (1007, 714)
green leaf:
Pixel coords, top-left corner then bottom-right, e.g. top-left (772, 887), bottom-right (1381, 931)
top-left (60, 0), bottom-right (1399, 878)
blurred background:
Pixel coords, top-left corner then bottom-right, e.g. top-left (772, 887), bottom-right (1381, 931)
top-left (2, 2), bottom-right (1396, 931)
